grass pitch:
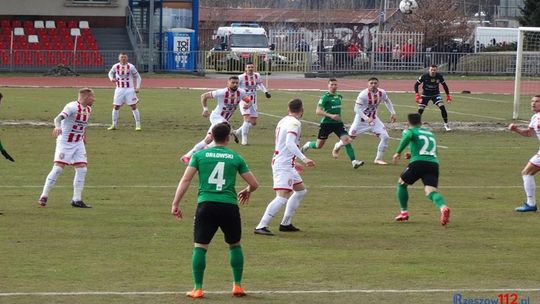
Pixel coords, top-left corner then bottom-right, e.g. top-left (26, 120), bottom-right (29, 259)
top-left (0, 87), bottom-right (539, 303)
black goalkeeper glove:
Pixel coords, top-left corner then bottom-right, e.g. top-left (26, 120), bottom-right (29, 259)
top-left (265, 92), bottom-right (271, 99)
top-left (1, 149), bottom-right (14, 162)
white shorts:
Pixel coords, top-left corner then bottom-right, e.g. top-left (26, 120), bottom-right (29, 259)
top-left (529, 153), bottom-right (540, 168)
top-left (239, 99), bottom-right (258, 117)
top-left (113, 88), bottom-right (138, 106)
top-left (206, 113), bottom-right (229, 134)
top-left (272, 165), bottom-right (303, 190)
top-left (54, 142), bottom-right (87, 165)
top-left (349, 115), bottom-right (388, 137)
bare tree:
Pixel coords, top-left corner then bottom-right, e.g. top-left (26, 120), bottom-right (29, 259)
top-left (392, 0), bottom-right (472, 48)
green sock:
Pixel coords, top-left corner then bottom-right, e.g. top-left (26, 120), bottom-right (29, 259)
top-left (229, 245), bottom-right (244, 285)
top-left (192, 247), bottom-right (207, 289)
top-left (345, 144), bottom-right (356, 161)
top-left (428, 191), bottom-right (447, 209)
top-left (308, 141), bottom-right (318, 149)
top-left (396, 183), bottom-right (408, 211)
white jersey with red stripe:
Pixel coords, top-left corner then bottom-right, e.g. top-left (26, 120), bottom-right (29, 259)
top-left (210, 88), bottom-right (249, 121)
top-left (57, 101), bottom-right (91, 144)
top-left (272, 115), bottom-right (302, 168)
top-left (529, 113), bottom-right (540, 145)
top-left (355, 88), bottom-right (395, 120)
top-left (238, 72), bottom-right (267, 103)
top-left (108, 63), bottom-right (141, 89)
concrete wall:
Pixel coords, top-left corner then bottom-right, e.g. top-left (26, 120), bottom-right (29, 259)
top-left (1, 0), bottom-right (127, 17)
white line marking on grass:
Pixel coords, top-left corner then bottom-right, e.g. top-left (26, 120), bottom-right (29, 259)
top-left (1, 288), bottom-right (539, 297)
top-left (0, 185), bottom-right (522, 189)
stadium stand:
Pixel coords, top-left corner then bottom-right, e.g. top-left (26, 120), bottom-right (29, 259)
top-left (0, 18), bottom-right (104, 67)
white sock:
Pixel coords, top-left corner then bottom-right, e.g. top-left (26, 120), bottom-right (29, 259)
top-left (41, 165), bottom-right (63, 198)
top-left (73, 166), bottom-right (87, 201)
top-left (112, 109), bottom-right (119, 126)
top-left (241, 121), bottom-right (252, 138)
top-left (335, 140), bottom-right (345, 149)
top-left (375, 134), bottom-right (389, 160)
top-left (256, 196), bottom-right (288, 229)
top-left (523, 175), bottom-right (536, 206)
top-left (132, 109), bottom-right (140, 126)
top-left (281, 189), bottom-right (307, 226)
top-left (186, 140), bottom-right (208, 157)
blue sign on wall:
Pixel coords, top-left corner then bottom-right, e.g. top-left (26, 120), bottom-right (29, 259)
top-left (166, 28), bottom-right (195, 71)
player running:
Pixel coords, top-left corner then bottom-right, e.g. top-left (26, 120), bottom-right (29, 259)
top-left (254, 98), bottom-right (315, 235)
top-left (414, 65), bottom-right (453, 131)
top-left (235, 62), bottom-right (271, 145)
top-left (181, 76), bottom-right (251, 164)
top-left (107, 53), bottom-right (142, 131)
top-left (508, 95), bottom-right (540, 212)
top-left (333, 77), bottom-right (396, 165)
top-left (302, 78), bottom-right (364, 169)
top-left (392, 113), bottom-right (451, 226)
top-left (38, 88), bottom-right (95, 208)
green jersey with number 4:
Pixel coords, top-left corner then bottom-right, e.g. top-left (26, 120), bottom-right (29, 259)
top-left (396, 127), bottom-right (439, 164)
top-left (189, 146), bottom-right (250, 204)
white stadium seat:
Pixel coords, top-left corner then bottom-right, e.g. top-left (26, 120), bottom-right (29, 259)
top-left (28, 35), bottom-right (39, 43)
top-left (14, 27), bottom-right (24, 36)
top-left (79, 21), bottom-right (89, 29)
top-left (34, 20), bottom-right (44, 28)
top-left (70, 28), bottom-right (81, 36)
top-left (45, 20), bottom-right (55, 29)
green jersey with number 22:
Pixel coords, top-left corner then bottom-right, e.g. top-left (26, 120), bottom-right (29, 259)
top-left (396, 127), bottom-right (439, 164)
top-left (189, 146), bottom-right (250, 204)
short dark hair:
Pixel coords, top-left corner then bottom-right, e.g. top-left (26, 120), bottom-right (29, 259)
top-left (288, 98), bottom-right (303, 113)
top-left (430, 64), bottom-right (438, 68)
top-left (408, 113), bottom-right (422, 126)
top-left (228, 75), bottom-right (239, 81)
top-left (535, 95), bottom-right (540, 98)
top-left (246, 61), bottom-right (254, 66)
top-left (0, 92), bottom-right (3, 101)
top-left (368, 77), bottom-right (379, 82)
top-left (328, 78), bottom-right (337, 83)
top-left (212, 122), bottom-right (231, 143)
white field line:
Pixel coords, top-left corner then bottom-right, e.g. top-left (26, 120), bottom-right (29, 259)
top-left (1, 288), bottom-right (540, 297)
top-left (0, 185), bottom-right (522, 189)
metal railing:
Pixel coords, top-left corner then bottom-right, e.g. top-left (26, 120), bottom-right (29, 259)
top-left (0, 49), bottom-right (525, 75)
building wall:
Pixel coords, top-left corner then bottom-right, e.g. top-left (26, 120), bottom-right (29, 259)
top-left (0, 0), bottom-right (127, 17)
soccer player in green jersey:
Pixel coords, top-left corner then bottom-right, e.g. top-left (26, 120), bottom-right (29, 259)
top-left (171, 122), bottom-right (259, 299)
top-left (392, 113), bottom-right (451, 226)
top-left (0, 93), bottom-right (15, 162)
top-left (302, 78), bottom-right (364, 169)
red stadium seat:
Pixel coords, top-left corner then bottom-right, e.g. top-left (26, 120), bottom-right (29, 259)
top-left (67, 20), bottom-right (77, 28)
top-left (11, 20), bottom-right (22, 28)
top-left (23, 20), bottom-right (33, 28)
top-left (1, 20), bottom-right (10, 28)
top-left (56, 20), bottom-right (66, 28)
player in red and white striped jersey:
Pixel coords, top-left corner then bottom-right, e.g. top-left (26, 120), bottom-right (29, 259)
top-left (107, 53), bottom-right (142, 131)
top-left (38, 88), bottom-right (95, 208)
top-left (254, 99), bottom-right (315, 236)
top-left (334, 77), bottom-right (396, 165)
top-left (235, 63), bottom-right (271, 145)
top-left (181, 76), bottom-right (251, 164)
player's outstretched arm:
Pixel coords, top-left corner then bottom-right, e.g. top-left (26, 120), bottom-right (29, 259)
top-left (171, 166), bottom-right (197, 219)
top-left (508, 123), bottom-right (534, 137)
top-left (0, 140), bottom-right (14, 162)
top-left (238, 171), bottom-right (259, 205)
top-left (200, 92), bottom-right (213, 117)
